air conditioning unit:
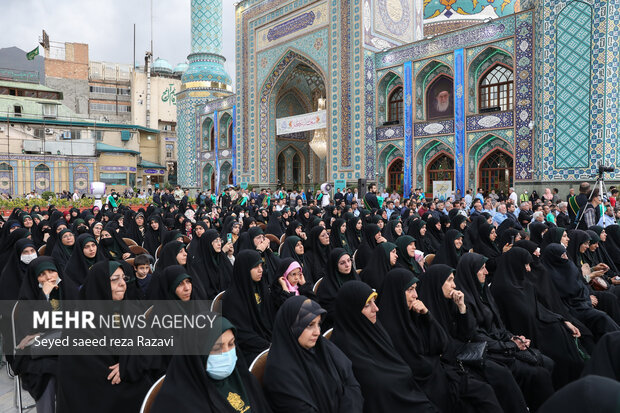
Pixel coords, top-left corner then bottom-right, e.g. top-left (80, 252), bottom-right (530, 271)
top-left (45, 128), bottom-right (54, 135)
top-left (0, 126), bottom-right (4, 133)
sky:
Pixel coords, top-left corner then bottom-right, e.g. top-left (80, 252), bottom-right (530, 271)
top-left (3, 0), bottom-right (236, 82)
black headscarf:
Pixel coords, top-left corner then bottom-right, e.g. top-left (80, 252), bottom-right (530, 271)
top-left (190, 229), bottom-right (233, 299)
top-left (542, 244), bottom-right (591, 309)
top-left (264, 296), bottom-right (363, 413)
top-left (0, 228), bottom-right (30, 264)
top-left (529, 222), bottom-right (548, 246)
top-left (354, 223), bottom-right (381, 270)
top-left (316, 248), bottom-right (360, 331)
top-left (0, 238), bottom-right (38, 300)
top-left (345, 216), bottom-right (363, 251)
top-left (566, 229), bottom-right (590, 268)
top-left (151, 265), bottom-right (200, 301)
top-left (64, 233), bottom-right (104, 286)
top-left (425, 217), bottom-right (443, 253)
top-left (331, 281), bottom-right (437, 412)
top-left (151, 316), bottom-right (272, 413)
top-left (99, 222), bottom-right (131, 261)
top-left (304, 226), bottom-right (331, 284)
top-left (394, 235), bottom-right (424, 276)
top-left (50, 228), bottom-right (74, 270)
top-left (538, 375), bottom-right (620, 413)
top-left (382, 219), bottom-right (402, 243)
top-left (408, 219), bottom-right (435, 255)
top-left (329, 218), bottom-right (352, 254)
top-left (432, 229), bottom-right (463, 268)
top-left (360, 242), bottom-right (396, 291)
top-left (221, 250), bottom-right (275, 362)
top-left (143, 215), bottom-right (167, 256)
top-left (19, 256), bottom-right (79, 302)
top-left (539, 226), bottom-right (566, 251)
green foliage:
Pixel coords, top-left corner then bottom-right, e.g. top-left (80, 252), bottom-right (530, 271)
top-left (41, 191), bottom-right (55, 201)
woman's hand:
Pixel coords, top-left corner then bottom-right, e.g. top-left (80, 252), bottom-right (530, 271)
top-left (376, 235), bottom-right (387, 244)
top-left (411, 300), bottom-right (428, 314)
top-left (108, 363), bottom-right (121, 385)
top-left (511, 335), bottom-right (530, 350)
top-left (41, 280), bottom-right (57, 296)
top-left (16, 334), bottom-right (40, 350)
top-left (590, 295), bottom-right (599, 307)
top-left (450, 290), bottom-right (466, 314)
top-left (502, 243), bottom-right (512, 253)
top-left (222, 241), bottom-right (234, 254)
top-left (564, 321), bottom-right (581, 337)
top-left (122, 252), bottom-right (131, 260)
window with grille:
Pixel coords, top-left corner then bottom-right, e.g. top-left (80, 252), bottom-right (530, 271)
top-left (427, 154), bottom-right (454, 193)
top-left (388, 86), bottom-right (404, 123)
top-left (479, 65), bottom-right (514, 112)
top-left (479, 150), bottom-right (514, 193)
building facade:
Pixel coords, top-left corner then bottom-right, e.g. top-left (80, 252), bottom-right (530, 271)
top-left (177, 0), bottom-right (620, 197)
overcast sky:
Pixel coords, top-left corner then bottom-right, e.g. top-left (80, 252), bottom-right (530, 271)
top-left (3, 0), bottom-right (236, 82)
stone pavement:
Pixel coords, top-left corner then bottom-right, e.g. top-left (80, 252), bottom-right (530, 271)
top-left (0, 362), bottom-right (35, 413)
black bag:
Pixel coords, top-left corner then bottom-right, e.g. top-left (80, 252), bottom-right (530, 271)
top-left (456, 341), bottom-right (488, 369)
top-left (514, 347), bottom-right (544, 366)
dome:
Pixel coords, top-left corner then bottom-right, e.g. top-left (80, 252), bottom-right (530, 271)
top-left (173, 63), bottom-right (189, 75)
top-left (152, 58), bottom-right (173, 74)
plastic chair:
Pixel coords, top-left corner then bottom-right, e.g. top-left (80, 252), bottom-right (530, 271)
top-left (129, 245), bottom-right (149, 255)
top-left (248, 349), bottom-right (269, 386)
top-left (37, 245), bottom-right (46, 256)
top-left (211, 290), bottom-right (225, 313)
top-left (11, 302), bottom-right (35, 411)
top-left (424, 254), bottom-right (435, 267)
top-left (139, 375), bottom-right (165, 413)
top-left (322, 327), bottom-right (334, 340)
top-left (312, 277), bottom-right (324, 294)
top-left (123, 237), bottom-right (138, 247)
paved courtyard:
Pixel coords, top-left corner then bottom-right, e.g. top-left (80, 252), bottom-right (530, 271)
top-left (0, 362), bottom-right (34, 413)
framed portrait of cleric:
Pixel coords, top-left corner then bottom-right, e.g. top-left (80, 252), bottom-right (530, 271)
top-left (426, 75), bottom-right (454, 120)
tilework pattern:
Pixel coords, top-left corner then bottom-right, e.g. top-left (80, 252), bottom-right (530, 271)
top-left (454, 48), bottom-right (466, 195)
top-left (467, 46), bottom-right (513, 114)
top-left (555, 2), bottom-right (591, 169)
top-left (466, 111), bottom-right (514, 132)
top-left (365, 52), bottom-right (377, 179)
top-left (414, 119), bottom-right (455, 137)
top-left (514, 11), bottom-right (534, 180)
top-left (191, 0), bottom-right (223, 54)
top-left (403, 61), bottom-right (413, 197)
top-left (376, 125), bottom-right (405, 140)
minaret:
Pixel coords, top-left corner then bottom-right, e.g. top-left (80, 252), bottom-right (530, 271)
top-left (177, 0), bottom-right (232, 188)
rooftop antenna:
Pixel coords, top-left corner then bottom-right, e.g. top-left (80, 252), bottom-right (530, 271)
top-left (150, 0), bottom-right (153, 56)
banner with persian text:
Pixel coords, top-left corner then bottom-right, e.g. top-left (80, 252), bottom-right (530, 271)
top-left (276, 110), bottom-right (327, 135)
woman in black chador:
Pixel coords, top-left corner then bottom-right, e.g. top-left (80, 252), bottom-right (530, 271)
top-left (264, 296), bottom-right (363, 413)
top-left (331, 280), bottom-right (438, 413)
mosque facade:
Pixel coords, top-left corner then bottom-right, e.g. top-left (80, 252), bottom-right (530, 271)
top-left (177, 0), bottom-right (620, 198)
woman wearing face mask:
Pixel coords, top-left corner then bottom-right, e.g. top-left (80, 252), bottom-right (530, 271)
top-left (151, 316), bottom-right (272, 413)
top-left (303, 226), bottom-right (332, 285)
top-left (354, 223), bottom-right (386, 270)
top-left (316, 248), bottom-right (360, 331)
top-left (13, 257), bottom-right (79, 413)
top-left (491, 247), bottom-right (586, 388)
top-left (189, 229), bottom-right (234, 299)
top-left (331, 280), bottom-right (438, 412)
top-left (542, 243), bottom-right (619, 340)
top-left (0, 238), bottom-right (39, 301)
top-left (63, 233), bottom-right (104, 287)
top-left (264, 296), bottom-right (363, 413)
top-left (222, 250), bottom-right (276, 363)
top-left (270, 258), bottom-right (315, 311)
top-left (432, 229), bottom-right (464, 268)
top-left (56, 260), bottom-right (152, 412)
top-left (99, 224), bottom-right (132, 261)
top-left (360, 242), bottom-right (398, 291)
top-left (378, 268), bottom-right (502, 412)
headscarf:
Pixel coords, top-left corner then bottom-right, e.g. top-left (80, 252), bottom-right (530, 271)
top-left (394, 235), bottom-right (423, 276)
top-left (360, 242), bottom-right (396, 291)
top-left (329, 218), bottom-right (351, 254)
top-left (264, 296), bottom-right (362, 413)
top-left (303, 226), bottom-right (331, 284)
top-left (331, 281), bottom-right (437, 413)
top-left (354, 223), bottom-right (381, 270)
top-left (64, 233), bottom-right (103, 286)
top-left (0, 238), bottom-right (38, 300)
top-left (221, 250), bottom-right (275, 362)
top-left (190, 229), bottom-right (233, 299)
top-left (432, 229), bottom-right (463, 268)
top-left (345, 216), bottom-right (363, 251)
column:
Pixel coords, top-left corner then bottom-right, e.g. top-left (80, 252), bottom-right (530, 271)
top-left (454, 48), bottom-right (465, 196)
top-left (403, 61), bottom-right (413, 198)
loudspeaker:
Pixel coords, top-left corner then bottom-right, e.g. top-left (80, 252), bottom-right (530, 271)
top-left (358, 178), bottom-right (367, 202)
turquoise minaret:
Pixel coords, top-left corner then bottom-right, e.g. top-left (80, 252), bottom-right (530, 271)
top-left (177, 0), bottom-right (233, 188)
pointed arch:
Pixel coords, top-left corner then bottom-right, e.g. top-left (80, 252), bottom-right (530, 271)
top-left (478, 148), bottom-right (514, 194)
top-left (219, 112), bottom-right (233, 149)
top-left (0, 162), bottom-right (14, 195)
top-left (201, 117), bottom-right (214, 151)
top-left (202, 163), bottom-right (215, 191)
top-left (467, 134), bottom-right (514, 190)
top-left (258, 49), bottom-right (327, 185)
top-left (377, 71), bottom-right (404, 125)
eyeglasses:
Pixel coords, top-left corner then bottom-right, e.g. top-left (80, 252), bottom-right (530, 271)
top-left (110, 275), bottom-right (130, 283)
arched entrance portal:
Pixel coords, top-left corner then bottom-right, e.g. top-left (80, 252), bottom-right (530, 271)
top-left (202, 164), bottom-right (214, 191)
top-left (479, 150), bottom-right (513, 194)
top-left (388, 158), bottom-right (403, 193)
top-left (426, 153), bottom-right (454, 194)
top-left (261, 50), bottom-right (327, 187)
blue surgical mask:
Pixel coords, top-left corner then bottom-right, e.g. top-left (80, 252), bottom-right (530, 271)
top-left (206, 348), bottom-right (237, 380)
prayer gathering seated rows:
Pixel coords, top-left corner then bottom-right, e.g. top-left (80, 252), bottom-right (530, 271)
top-left (1, 182), bottom-right (619, 413)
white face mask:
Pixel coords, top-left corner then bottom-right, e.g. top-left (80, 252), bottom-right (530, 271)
top-left (21, 253), bottom-right (37, 265)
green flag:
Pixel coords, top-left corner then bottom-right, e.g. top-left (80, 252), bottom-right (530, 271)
top-left (26, 46), bottom-right (39, 60)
